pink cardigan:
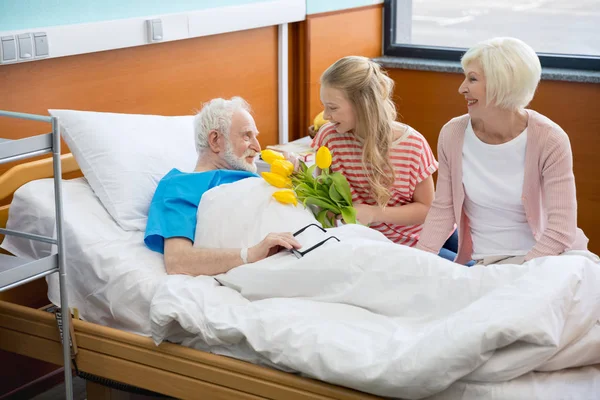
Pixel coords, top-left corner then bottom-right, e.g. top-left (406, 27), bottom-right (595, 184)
top-left (416, 110), bottom-right (589, 265)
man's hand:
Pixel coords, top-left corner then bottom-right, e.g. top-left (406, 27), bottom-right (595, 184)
top-left (248, 233), bottom-right (302, 263)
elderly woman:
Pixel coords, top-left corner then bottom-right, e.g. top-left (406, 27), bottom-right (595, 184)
top-left (416, 37), bottom-right (589, 266)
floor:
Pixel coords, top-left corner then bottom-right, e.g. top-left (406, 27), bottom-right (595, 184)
top-left (31, 377), bottom-right (87, 400)
top-left (29, 376), bottom-right (172, 400)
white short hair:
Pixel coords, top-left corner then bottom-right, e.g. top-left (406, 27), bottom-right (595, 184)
top-left (194, 96), bottom-right (251, 154)
top-left (461, 37), bottom-right (541, 110)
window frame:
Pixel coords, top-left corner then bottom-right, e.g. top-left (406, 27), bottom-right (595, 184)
top-left (383, 0), bottom-right (600, 71)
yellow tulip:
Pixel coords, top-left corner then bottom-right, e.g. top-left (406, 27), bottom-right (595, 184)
top-left (316, 146), bottom-right (332, 170)
top-left (261, 172), bottom-right (292, 188)
top-left (272, 189), bottom-right (298, 206)
top-left (261, 149), bottom-right (285, 165)
top-left (270, 159), bottom-right (294, 177)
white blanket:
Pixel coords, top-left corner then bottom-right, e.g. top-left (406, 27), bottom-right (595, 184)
top-left (150, 178), bottom-right (600, 399)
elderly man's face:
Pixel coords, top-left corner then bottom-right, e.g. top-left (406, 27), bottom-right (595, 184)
top-left (221, 109), bottom-right (261, 173)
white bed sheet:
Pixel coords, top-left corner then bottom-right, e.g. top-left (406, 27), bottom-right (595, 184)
top-left (1, 178), bottom-right (164, 336)
top-left (1, 178), bottom-right (599, 400)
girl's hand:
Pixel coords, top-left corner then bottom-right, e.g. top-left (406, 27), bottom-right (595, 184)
top-left (282, 151), bottom-right (300, 171)
top-left (325, 210), bottom-right (343, 226)
top-left (355, 204), bottom-right (378, 226)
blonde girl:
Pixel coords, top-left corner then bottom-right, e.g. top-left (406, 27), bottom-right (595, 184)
top-left (312, 56), bottom-right (450, 252)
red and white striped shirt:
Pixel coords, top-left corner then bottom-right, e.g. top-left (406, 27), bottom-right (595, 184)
top-left (311, 122), bottom-right (438, 246)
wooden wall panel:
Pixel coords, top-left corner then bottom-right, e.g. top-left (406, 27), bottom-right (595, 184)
top-left (0, 26), bottom-right (279, 174)
top-left (387, 68), bottom-right (600, 254)
top-left (288, 21), bottom-right (309, 142)
top-left (387, 69), bottom-right (464, 152)
top-left (305, 5), bottom-right (383, 134)
top-left (533, 80), bottom-right (600, 255)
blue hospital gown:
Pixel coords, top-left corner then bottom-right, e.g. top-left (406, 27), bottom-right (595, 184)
top-left (144, 168), bottom-right (256, 254)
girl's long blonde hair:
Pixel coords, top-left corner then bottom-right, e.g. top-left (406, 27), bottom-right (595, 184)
top-left (321, 56), bottom-right (398, 207)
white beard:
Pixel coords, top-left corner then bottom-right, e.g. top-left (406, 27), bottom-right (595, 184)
top-left (223, 141), bottom-right (258, 174)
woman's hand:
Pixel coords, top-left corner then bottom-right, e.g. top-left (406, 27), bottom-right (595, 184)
top-left (354, 204), bottom-right (378, 226)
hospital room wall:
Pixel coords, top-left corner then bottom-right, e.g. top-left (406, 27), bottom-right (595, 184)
top-left (0, 0), bottom-right (264, 30)
top-left (289, 4), bottom-right (384, 140)
top-left (0, 26), bottom-right (280, 176)
top-left (0, 2), bottom-right (385, 175)
top-left (0, 0), bottom-right (381, 30)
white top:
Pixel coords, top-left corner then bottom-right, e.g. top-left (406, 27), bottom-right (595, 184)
top-left (462, 120), bottom-right (537, 259)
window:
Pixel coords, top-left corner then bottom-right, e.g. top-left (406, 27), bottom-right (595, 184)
top-left (384, 0), bottom-right (600, 70)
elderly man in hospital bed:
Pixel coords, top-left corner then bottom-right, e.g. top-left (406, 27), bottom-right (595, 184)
top-left (143, 96), bottom-right (301, 276)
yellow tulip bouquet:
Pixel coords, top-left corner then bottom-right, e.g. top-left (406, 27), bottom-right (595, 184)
top-left (260, 147), bottom-right (357, 228)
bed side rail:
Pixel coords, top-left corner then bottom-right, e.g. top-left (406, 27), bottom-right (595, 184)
top-left (0, 153), bottom-right (79, 203)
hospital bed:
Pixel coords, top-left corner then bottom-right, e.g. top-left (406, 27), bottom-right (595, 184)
top-left (1, 109), bottom-right (599, 400)
top-left (0, 153), bottom-right (379, 400)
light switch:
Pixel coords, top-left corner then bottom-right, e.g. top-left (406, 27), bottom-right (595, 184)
top-left (146, 18), bottom-right (163, 42)
top-left (152, 20), bottom-right (163, 40)
top-left (34, 32), bottom-right (49, 57)
top-left (17, 33), bottom-right (33, 60)
top-left (1, 36), bottom-right (17, 63)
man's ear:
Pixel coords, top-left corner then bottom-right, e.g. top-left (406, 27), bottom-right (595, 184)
top-left (207, 130), bottom-right (222, 153)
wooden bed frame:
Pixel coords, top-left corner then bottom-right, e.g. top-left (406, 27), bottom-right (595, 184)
top-left (0, 154), bottom-right (381, 400)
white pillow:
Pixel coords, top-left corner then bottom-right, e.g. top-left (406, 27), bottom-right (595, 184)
top-left (48, 109), bottom-right (197, 231)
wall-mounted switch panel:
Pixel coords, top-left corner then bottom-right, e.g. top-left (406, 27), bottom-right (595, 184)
top-left (0, 32), bottom-right (50, 64)
top-left (146, 19), bottom-right (163, 43)
top-left (1, 36), bottom-right (17, 64)
top-left (17, 33), bottom-right (34, 60)
top-left (33, 32), bottom-right (49, 58)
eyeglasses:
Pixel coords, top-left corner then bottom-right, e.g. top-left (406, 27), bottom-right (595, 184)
top-left (290, 223), bottom-right (340, 259)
